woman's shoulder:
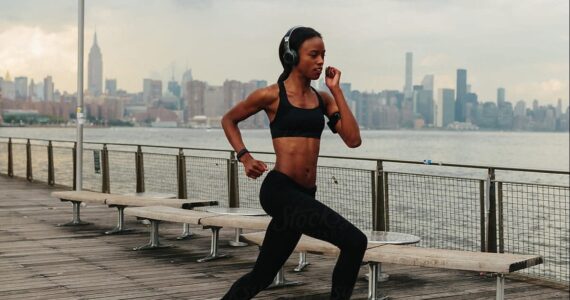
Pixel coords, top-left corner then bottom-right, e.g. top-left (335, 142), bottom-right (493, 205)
top-left (248, 84), bottom-right (279, 102)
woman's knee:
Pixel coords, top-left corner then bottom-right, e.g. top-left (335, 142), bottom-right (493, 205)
top-left (340, 227), bottom-right (367, 255)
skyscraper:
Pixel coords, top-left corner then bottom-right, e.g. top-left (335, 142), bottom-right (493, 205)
top-left (143, 79), bottom-right (162, 104)
top-left (14, 77), bottom-right (28, 100)
top-left (88, 32), bottom-right (103, 96)
top-left (105, 79), bottom-right (117, 96)
top-left (181, 69), bottom-right (193, 98)
top-left (497, 87), bottom-right (505, 106)
top-left (439, 88), bottom-right (455, 127)
top-left (43, 76), bottom-right (54, 102)
top-left (404, 52), bottom-right (413, 99)
top-left (455, 69), bottom-right (467, 122)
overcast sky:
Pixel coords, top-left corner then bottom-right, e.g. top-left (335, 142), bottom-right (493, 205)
top-left (0, 0), bottom-right (568, 106)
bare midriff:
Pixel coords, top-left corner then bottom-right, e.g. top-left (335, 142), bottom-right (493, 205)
top-left (272, 137), bottom-right (320, 189)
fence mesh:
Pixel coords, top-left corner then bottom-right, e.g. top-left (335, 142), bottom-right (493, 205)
top-left (185, 156), bottom-right (229, 205)
top-left (0, 142), bottom-right (7, 175)
top-left (82, 147), bottom-right (103, 192)
top-left (500, 182), bottom-right (570, 284)
top-left (108, 151), bottom-right (137, 194)
top-left (11, 143), bottom-right (27, 179)
top-left (386, 172), bottom-right (483, 251)
top-left (52, 147), bottom-right (73, 188)
top-left (316, 166), bottom-right (373, 231)
top-left (143, 153), bottom-right (178, 195)
top-left (238, 162), bottom-right (276, 209)
top-left (31, 145), bottom-right (48, 183)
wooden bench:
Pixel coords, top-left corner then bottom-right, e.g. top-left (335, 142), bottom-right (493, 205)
top-left (123, 206), bottom-right (218, 250)
top-left (51, 191), bottom-right (217, 234)
top-left (124, 206), bottom-right (271, 262)
top-left (241, 231), bottom-right (543, 300)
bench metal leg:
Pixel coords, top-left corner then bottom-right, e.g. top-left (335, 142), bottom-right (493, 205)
top-left (229, 228), bottom-right (248, 247)
top-left (365, 261), bottom-right (390, 282)
top-left (496, 274), bottom-right (505, 300)
top-left (197, 226), bottom-right (229, 262)
top-left (105, 206), bottom-right (135, 235)
top-left (368, 262), bottom-right (388, 300)
top-left (133, 220), bottom-right (172, 250)
top-left (293, 251), bottom-right (310, 272)
top-left (177, 223), bottom-right (195, 240)
top-left (267, 267), bottom-right (303, 289)
top-left (57, 201), bottom-right (91, 226)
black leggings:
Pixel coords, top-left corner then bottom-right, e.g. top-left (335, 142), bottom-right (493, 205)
top-left (222, 170), bottom-right (367, 300)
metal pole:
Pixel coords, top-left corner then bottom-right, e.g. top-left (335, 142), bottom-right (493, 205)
top-left (26, 139), bottom-right (33, 181)
top-left (75, 0), bottom-right (85, 191)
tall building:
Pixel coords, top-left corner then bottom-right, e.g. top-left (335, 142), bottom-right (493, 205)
top-left (223, 80), bottom-right (243, 111)
top-left (185, 80), bottom-right (206, 120)
top-left (87, 32), bottom-right (103, 96)
top-left (556, 98), bottom-right (563, 118)
top-left (43, 76), bottom-right (54, 102)
top-left (142, 79), bottom-right (162, 104)
top-left (455, 69), bottom-right (467, 122)
top-left (497, 87), bottom-right (506, 106)
top-left (1, 72), bottom-right (15, 100)
top-left (14, 77), bottom-right (28, 100)
top-left (403, 52), bottom-right (413, 99)
top-left (167, 80), bottom-right (181, 98)
top-left (105, 79), bottom-right (117, 96)
top-left (181, 69), bottom-right (193, 98)
top-left (439, 88), bottom-right (455, 127)
top-left (28, 79), bottom-right (36, 101)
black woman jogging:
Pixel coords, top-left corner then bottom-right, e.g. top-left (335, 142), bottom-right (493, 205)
top-left (220, 26), bottom-right (367, 300)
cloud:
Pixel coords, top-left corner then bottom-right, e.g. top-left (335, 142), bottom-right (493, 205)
top-left (0, 26), bottom-right (76, 88)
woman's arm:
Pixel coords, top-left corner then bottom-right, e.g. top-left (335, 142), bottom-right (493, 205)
top-left (320, 67), bottom-right (362, 148)
top-left (221, 87), bottom-right (274, 178)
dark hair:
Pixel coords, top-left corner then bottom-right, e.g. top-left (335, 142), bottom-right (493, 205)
top-left (277, 27), bottom-right (322, 82)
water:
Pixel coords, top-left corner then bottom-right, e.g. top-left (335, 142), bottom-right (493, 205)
top-left (1, 127), bottom-right (568, 171)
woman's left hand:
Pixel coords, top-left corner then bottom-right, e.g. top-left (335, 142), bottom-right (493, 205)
top-left (325, 66), bottom-right (341, 91)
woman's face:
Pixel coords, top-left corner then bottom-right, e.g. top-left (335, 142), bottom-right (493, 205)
top-left (295, 37), bottom-right (325, 80)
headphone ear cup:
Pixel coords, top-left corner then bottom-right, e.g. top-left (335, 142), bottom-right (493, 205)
top-left (283, 50), bottom-right (298, 66)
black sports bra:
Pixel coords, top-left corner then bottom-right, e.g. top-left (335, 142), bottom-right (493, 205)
top-left (270, 81), bottom-right (326, 139)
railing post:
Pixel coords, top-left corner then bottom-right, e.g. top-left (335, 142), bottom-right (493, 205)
top-left (101, 144), bottom-right (110, 193)
top-left (177, 148), bottom-right (187, 199)
top-left (372, 160), bottom-right (386, 231)
top-left (479, 180), bottom-right (486, 252)
top-left (384, 172), bottom-right (390, 231)
top-left (7, 138), bottom-right (13, 177)
top-left (497, 182), bottom-right (504, 253)
top-left (228, 151), bottom-right (240, 208)
top-left (47, 141), bottom-right (55, 185)
top-left (72, 142), bottom-right (77, 190)
top-left (486, 168), bottom-right (498, 253)
top-left (135, 145), bottom-right (145, 193)
top-left (26, 139), bottom-right (33, 181)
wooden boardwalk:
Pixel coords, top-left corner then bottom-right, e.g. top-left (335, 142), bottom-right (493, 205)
top-left (1, 175), bottom-right (568, 300)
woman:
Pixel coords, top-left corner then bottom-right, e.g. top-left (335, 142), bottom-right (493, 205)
top-left (221, 26), bottom-right (367, 300)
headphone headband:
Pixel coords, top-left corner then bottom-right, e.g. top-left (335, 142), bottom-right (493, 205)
top-left (282, 25), bottom-right (303, 66)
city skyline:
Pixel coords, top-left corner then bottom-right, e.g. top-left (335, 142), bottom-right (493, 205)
top-left (0, 0), bottom-right (568, 106)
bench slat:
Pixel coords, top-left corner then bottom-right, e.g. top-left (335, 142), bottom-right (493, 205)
top-left (364, 245), bottom-right (543, 273)
top-left (199, 215), bottom-right (271, 230)
top-left (106, 195), bottom-right (216, 209)
top-left (51, 191), bottom-right (107, 204)
top-left (124, 206), bottom-right (217, 224)
top-left (241, 232), bottom-right (382, 256)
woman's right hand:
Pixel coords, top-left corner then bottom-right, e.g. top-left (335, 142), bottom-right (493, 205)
top-left (241, 155), bottom-right (268, 179)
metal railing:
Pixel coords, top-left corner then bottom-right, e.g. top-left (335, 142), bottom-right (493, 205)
top-left (0, 136), bottom-right (568, 285)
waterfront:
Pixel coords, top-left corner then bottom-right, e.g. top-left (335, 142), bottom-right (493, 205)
top-left (1, 127), bottom-right (569, 283)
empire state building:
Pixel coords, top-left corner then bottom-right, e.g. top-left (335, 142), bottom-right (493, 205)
top-left (87, 32), bottom-right (103, 96)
